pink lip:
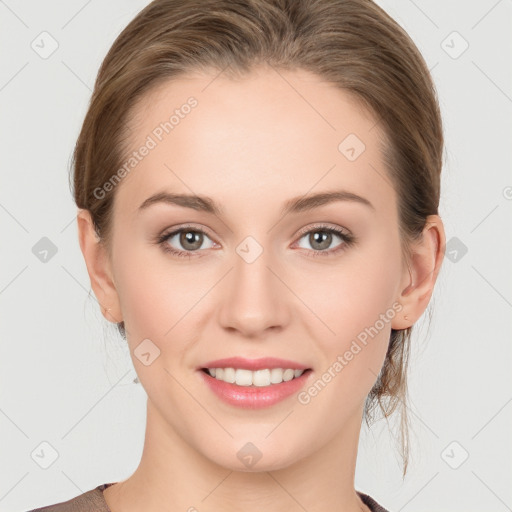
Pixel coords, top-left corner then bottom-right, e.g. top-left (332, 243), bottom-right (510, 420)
top-left (198, 370), bottom-right (312, 409)
top-left (200, 356), bottom-right (310, 371)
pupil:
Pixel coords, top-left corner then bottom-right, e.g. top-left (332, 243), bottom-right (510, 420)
top-left (312, 231), bottom-right (331, 250)
top-left (182, 231), bottom-right (202, 250)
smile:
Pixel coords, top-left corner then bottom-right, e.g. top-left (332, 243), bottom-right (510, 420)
top-left (203, 367), bottom-right (306, 386)
top-left (198, 357), bottom-right (313, 409)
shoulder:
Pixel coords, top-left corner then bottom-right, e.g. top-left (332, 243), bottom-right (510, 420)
top-left (25, 483), bottom-right (113, 512)
top-left (358, 491), bottom-right (391, 512)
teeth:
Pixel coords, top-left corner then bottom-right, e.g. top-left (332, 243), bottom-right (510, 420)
top-left (253, 369), bottom-right (270, 387)
top-left (235, 369), bottom-right (253, 386)
top-left (223, 367), bottom-right (236, 383)
top-left (206, 367), bottom-right (306, 386)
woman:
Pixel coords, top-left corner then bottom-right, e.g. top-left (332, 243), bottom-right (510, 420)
top-left (28, 0), bottom-right (445, 510)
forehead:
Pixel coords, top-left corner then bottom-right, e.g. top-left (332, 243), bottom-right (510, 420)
top-left (114, 66), bottom-right (396, 220)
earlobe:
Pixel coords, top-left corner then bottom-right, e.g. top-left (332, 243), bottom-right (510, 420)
top-left (391, 215), bottom-right (445, 330)
top-left (76, 209), bottom-right (123, 324)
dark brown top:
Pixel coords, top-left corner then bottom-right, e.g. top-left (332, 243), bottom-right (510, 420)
top-left (27, 483), bottom-right (390, 511)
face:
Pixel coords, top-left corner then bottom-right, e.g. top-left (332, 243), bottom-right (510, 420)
top-left (101, 66), bottom-right (411, 471)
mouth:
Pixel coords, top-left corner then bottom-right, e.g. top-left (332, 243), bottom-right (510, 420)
top-left (197, 357), bottom-right (313, 409)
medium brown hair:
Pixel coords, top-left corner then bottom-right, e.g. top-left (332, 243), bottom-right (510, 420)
top-left (71, 0), bottom-right (444, 477)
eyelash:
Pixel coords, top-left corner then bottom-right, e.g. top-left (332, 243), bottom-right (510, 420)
top-left (156, 223), bottom-right (356, 259)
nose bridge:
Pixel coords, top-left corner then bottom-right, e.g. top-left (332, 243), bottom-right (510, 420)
top-left (234, 237), bottom-right (273, 295)
top-left (217, 234), bottom-right (288, 335)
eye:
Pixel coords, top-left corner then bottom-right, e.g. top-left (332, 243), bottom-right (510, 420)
top-left (157, 225), bottom-right (216, 258)
top-left (156, 223), bottom-right (356, 259)
top-left (294, 224), bottom-right (356, 257)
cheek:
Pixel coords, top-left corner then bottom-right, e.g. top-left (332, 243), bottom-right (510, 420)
top-left (113, 248), bottom-right (214, 374)
top-left (299, 239), bottom-right (402, 342)
top-left (301, 234), bottom-right (403, 392)
top-left (114, 242), bottom-right (200, 331)
top-left (113, 254), bottom-right (198, 401)
top-left (294, 269), bottom-right (401, 440)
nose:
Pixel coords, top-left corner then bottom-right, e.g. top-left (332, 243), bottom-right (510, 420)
top-left (217, 244), bottom-right (290, 338)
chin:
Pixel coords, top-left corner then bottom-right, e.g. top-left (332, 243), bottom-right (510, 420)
top-left (199, 437), bottom-right (305, 473)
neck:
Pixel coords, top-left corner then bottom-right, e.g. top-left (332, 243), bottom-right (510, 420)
top-left (103, 399), bottom-right (370, 512)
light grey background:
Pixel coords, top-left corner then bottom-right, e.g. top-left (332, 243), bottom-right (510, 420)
top-left (1, 1), bottom-right (511, 511)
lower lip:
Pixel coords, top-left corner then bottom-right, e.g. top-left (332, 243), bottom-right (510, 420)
top-left (198, 369), bottom-right (312, 409)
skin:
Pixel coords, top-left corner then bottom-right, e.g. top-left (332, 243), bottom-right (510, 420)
top-left (78, 65), bottom-right (445, 512)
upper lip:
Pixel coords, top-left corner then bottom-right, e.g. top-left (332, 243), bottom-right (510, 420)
top-left (200, 357), bottom-right (310, 371)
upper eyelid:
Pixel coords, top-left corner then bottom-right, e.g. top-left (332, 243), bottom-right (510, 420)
top-left (162, 224), bottom-right (216, 242)
top-left (295, 223), bottom-right (350, 237)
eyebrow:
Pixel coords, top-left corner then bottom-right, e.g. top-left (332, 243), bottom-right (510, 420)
top-left (138, 189), bottom-right (375, 216)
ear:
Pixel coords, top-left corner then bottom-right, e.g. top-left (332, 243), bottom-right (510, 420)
top-left (391, 214), bottom-right (446, 330)
top-left (76, 209), bottom-right (123, 324)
